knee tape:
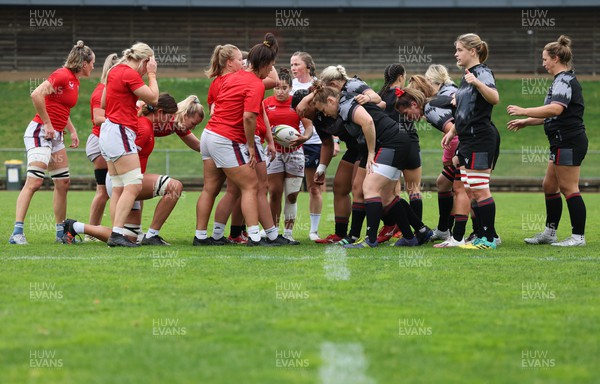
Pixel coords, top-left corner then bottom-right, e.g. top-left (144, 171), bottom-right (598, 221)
top-left (454, 168), bottom-right (462, 182)
top-left (123, 223), bottom-right (142, 238)
top-left (105, 173), bottom-right (114, 197)
top-left (153, 175), bottom-right (172, 197)
top-left (49, 167), bottom-right (69, 179)
top-left (27, 165), bottom-right (46, 179)
top-left (284, 201), bottom-right (297, 221)
top-left (110, 174), bottom-right (124, 189)
top-left (120, 168), bottom-right (143, 186)
top-left (95, 168), bottom-right (108, 186)
top-left (466, 171), bottom-right (490, 190)
top-left (284, 177), bottom-right (303, 197)
top-left (442, 165), bottom-right (456, 183)
top-left (27, 146), bottom-right (51, 166)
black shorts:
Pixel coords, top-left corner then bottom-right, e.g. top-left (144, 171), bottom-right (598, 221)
top-left (404, 141), bottom-right (421, 170)
top-left (457, 134), bottom-right (498, 170)
top-left (549, 132), bottom-right (588, 166)
top-left (341, 145), bottom-right (360, 164)
top-left (374, 142), bottom-right (412, 170)
top-left (491, 125), bottom-right (501, 170)
top-left (358, 147), bottom-right (368, 169)
top-left (303, 144), bottom-right (321, 169)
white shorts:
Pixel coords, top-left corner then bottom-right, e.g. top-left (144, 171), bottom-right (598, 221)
top-left (253, 136), bottom-right (266, 164)
top-left (86, 133), bottom-right (102, 162)
top-left (201, 129), bottom-right (251, 169)
top-left (23, 121), bottom-right (65, 154)
top-left (267, 148), bottom-right (305, 177)
top-left (99, 118), bottom-right (137, 162)
top-left (373, 163), bottom-right (402, 181)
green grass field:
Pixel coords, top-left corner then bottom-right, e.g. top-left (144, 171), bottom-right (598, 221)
top-left (1, 77), bottom-right (600, 180)
top-left (1, 77), bottom-right (599, 151)
top-left (1, 191), bottom-right (599, 383)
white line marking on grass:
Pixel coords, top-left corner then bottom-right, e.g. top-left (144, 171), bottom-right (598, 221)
top-left (1, 254), bottom-right (323, 261)
top-left (323, 247), bottom-right (350, 281)
top-left (319, 342), bottom-right (374, 384)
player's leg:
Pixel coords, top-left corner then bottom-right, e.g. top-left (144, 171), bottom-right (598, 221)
top-left (11, 123), bottom-right (50, 244)
top-left (87, 133), bottom-right (109, 228)
top-left (48, 146), bottom-right (70, 241)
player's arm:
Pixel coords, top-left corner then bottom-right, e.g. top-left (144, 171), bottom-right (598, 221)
top-left (31, 80), bottom-right (56, 139)
top-left (351, 106), bottom-right (376, 174)
top-left (180, 133), bottom-right (201, 152)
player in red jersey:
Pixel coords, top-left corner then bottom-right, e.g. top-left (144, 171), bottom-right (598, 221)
top-left (265, 68), bottom-right (313, 242)
top-left (62, 94), bottom-right (180, 246)
top-left (204, 44), bottom-right (249, 243)
top-left (10, 40), bottom-right (95, 245)
top-left (99, 42), bottom-right (160, 247)
top-left (153, 95), bottom-right (203, 151)
top-left (195, 33), bottom-right (282, 247)
top-left (206, 44), bottom-right (243, 113)
top-left (83, 53), bottom-right (119, 241)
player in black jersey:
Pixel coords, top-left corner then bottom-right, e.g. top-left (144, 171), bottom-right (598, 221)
top-left (312, 83), bottom-right (432, 248)
top-left (440, 33), bottom-right (500, 250)
top-left (295, 72), bottom-right (382, 245)
top-left (373, 63), bottom-right (406, 242)
top-left (292, 89), bottom-right (357, 244)
top-left (507, 35), bottom-right (587, 247)
top-left (403, 75), bottom-right (436, 218)
top-left (424, 64), bottom-right (459, 242)
top-left (321, 65), bottom-right (382, 105)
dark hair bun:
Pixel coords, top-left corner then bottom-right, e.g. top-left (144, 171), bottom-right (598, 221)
top-left (291, 89), bottom-right (310, 109)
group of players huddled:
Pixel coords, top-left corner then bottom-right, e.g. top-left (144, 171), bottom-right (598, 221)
top-left (9, 32), bottom-right (588, 249)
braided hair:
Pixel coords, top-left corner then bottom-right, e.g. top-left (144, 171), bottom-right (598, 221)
top-left (378, 64), bottom-right (406, 97)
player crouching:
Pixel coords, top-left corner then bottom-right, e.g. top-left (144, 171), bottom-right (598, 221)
top-left (62, 173), bottom-right (183, 246)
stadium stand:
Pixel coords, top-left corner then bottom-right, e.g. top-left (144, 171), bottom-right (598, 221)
top-left (0, 4), bottom-right (597, 74)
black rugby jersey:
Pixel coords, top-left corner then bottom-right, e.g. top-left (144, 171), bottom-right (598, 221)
top-left (338, 95), bottom-right (406, 148)
top-left (425, 95), bottom-right (455, 133)
top-left (313, 111), bottom-right (356, 149)
top-left (381, 87), bottom-right (400, 121)
top-left (454, 64), bottom-right (496, 138)
top-left (543, 70), bottom-right (585, 140)
top-left (342, 76), bottom-right (370, 95)
top-left (437, 83), bottom-right (458, 97)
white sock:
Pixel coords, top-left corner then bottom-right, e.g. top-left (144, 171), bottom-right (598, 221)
top-left (147, 228), bottom-right (160, 238)
top-left (309, 213), bottom-right (321, 233)
top-left (195, 229), bottom-right (207, 240)
top-left (572, 234), bottom-right (585, 241)
top-left (543, 226), bottom-right (556, 237)
top-left (265, 226), bottom-right (278, 241)
top-left (284, 228), bottom-right (293, 236)
top-left (112, 227), bottom-right (124, 235)
top-left (247, 225), bottom-right (261, 242)
top-left (73, 222), bottom-right (85, 234)
top-left (212, 222), bottom-right (225, 240)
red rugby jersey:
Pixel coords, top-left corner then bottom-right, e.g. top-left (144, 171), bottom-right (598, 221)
top-left (205, 70), bottom-right (264, 144)
top-left (263, 95), bottom-right (301, 151)
top-left (135, 116), bottom-right (155, 174)
top-left (89, 83), bottom-right (104, 137)
top-left (104, 64), bottom-right (146, 132)
top-left (33, 67), bottom-right (80, 132)
top-left (153, 115), bottom-right (191, 138)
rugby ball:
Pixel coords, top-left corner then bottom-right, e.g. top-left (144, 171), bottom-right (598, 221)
top-left (272, 125), bottom-right (298, 148)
